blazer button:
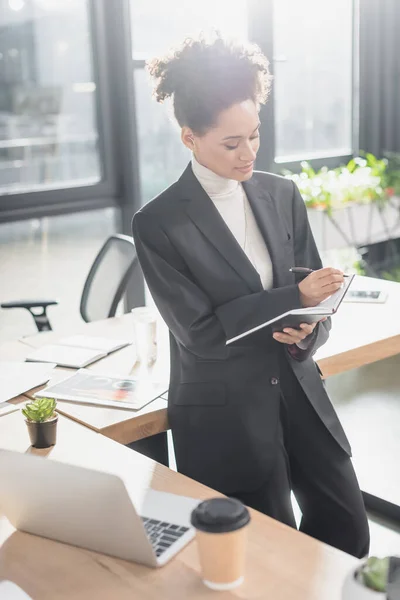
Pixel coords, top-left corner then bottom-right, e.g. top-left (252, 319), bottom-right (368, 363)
top-left (270, 377), bottom-right (279, 385)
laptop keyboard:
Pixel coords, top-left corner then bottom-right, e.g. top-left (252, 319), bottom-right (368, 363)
top-left (141, 516), bottom-right (189, 558)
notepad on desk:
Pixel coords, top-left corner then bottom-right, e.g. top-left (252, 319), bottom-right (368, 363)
top-left (57, 335), bottom-right (132, 353)
top-left (226, 274), bottom-right (355, 345)
top-left (34, 369), bottom-right (167, 410)
top-left (26, 345), bottom-right (107, 368)
top-left (25, 336), bottom-right (133, 369)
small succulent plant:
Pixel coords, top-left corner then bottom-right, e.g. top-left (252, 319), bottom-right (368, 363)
top-left (360, 556), bottom-right (389, 592)
top-left (22, 397), bottom-right (57, 423)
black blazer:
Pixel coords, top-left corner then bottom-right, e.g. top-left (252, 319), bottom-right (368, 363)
top-left (132, 164), bottom-right (351, 494)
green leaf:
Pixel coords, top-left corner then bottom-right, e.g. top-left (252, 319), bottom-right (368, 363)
top-left (22, 408), bottom-right (30, 420)
top-left (346, 158), bottom-right (357, 173)
top-left (281, 151), bottom-right (400, 212)
top-left (22, 397), bottom-right (57, 422)
top-left (300, 161), bottom-right (316, 178)
top-left (361, 557), bottom-right (389, 592)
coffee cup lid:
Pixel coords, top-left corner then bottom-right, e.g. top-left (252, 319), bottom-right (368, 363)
top-left (191, 497), bottom-right (250, 534)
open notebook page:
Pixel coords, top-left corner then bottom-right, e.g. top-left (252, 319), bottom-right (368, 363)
top-left (294, 274), bottom-right (354, 314)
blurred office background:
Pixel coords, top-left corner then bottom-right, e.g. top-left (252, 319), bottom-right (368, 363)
top-left (1, 0), bottom-right (400, 556)
top-left (1, 0), bottom-right (400, 341)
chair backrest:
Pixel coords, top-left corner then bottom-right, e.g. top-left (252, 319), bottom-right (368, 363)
top-left (80, 234), bottom-right (139, 323)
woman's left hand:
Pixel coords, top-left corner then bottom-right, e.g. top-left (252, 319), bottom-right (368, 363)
top-left (272, 322), bottom-right (318, 345)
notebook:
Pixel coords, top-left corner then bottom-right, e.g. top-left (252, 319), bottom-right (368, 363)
top-left (34, 369), bottom-right (167, 410)
top-left (25, 335), bottom-right (133, 369)
top-left (26, 344), bottom-right (107, 369)
top-left (226, 274), bottom-right (355, 345)
top-left (57, 335), bottom-right (132, 353)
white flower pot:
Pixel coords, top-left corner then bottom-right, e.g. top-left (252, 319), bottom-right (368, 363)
top-left (307, 208), bottom-right (352, 251)
top-left (342, 567), bottom-right (386, 600)
top-left (307, 196), bottom-right (400, 252)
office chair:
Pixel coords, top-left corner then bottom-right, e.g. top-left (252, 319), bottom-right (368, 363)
top-left (1, 234), bottom-right (139, 332)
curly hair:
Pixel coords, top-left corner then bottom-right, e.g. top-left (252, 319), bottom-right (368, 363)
top-left (147, 33), bottom-right (272, 135)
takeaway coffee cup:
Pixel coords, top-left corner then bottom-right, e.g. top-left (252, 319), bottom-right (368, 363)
top-left (190, 497), bottom-right (250, 591)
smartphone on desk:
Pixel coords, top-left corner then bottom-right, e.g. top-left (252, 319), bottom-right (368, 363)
top-left (344, 290), bottom-right (388, 303)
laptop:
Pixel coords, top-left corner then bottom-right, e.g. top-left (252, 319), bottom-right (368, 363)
top-left (0, 450), bottom-right (199, 567)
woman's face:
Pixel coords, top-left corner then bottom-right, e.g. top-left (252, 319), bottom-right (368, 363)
top-left (182, 99), bottom-right (261, 182)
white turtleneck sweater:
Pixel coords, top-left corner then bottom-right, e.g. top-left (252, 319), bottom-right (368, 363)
top-left (191, 156), bottom-right (311, 350)
top-left (191, 155), bottom-right (273, 290)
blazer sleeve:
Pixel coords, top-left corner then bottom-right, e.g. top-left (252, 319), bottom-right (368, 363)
top-left (287, 181), bottom-right (331, 361)
top-left (132, 211), bottom-right (302, 360)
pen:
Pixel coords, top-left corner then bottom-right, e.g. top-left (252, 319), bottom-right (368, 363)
top-left (289, 267), bottom-right (349, 277)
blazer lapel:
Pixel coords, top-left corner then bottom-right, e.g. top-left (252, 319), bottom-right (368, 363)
top-left (178, 164), bottom-right (262, 293)
top-left (243, 177), bottom-right (293, 287)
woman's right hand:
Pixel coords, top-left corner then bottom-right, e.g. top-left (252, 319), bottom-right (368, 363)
top-left (298, 267), bottom-right (344, 307)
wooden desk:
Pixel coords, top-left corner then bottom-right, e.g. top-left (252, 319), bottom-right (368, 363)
top-left (315, 276), bottom-right (400, 377)
top-left (0, 407), bottom-right (358, 600)
top-left (1, 324), bottom-right (169, 445)
top-left (4, 275), bottom-right (400, 446)
top-left (0, 339), bottom-right (37, 362)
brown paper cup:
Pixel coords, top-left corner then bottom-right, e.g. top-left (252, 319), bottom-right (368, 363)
top-left (195, 526), bottom-right (248, 590)
top-left (191, 497), bottom-right (250, 591)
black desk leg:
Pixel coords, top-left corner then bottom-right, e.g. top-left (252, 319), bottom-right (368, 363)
top-left (126, 432), bottom-right (169, 467)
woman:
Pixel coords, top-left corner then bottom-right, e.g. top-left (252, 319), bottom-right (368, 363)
top-left (132, 35), bottom-right (369, 558)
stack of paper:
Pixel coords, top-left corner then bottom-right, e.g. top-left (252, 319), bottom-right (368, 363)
top-left (0, 362), bottom-right (55, 416)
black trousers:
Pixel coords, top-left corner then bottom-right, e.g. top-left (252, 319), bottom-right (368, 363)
top-left (126, 432), bottom-right (169, 467)
top-left (232, 355), bottom-right (370, 559)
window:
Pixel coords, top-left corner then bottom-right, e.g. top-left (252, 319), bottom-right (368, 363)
top-left (130, 0), bottom-right (248, 61)
top-left (129, 0), bottom-right (357, 200)
top-left (0, 0), bottom-right (101, 194)
top-left (134, 69), bottom-right (190, 205)
top-left (0, 207), bottom-right (117, 341)
top-left (273, 0), bottom-right (355, 163)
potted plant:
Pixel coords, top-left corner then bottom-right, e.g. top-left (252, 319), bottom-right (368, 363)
top-left (22, 397), bottom-right (58, 448)
top-left (342, 556), bottom-right (400, 599)
top-left (283, 153), bottom-right (400, 252)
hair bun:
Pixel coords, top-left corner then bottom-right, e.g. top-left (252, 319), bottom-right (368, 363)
top-left (147, 55), bottom-right (181, 102)
top-left (146, 34), bottom-right (272, 134)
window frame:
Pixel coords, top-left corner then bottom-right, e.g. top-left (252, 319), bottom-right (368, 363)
top-left (0, 0), bottom-right (366, 222)
top-left (0, 0), bottom-right (119, 222)
top-left (249, 0), bottom-right (359, 175)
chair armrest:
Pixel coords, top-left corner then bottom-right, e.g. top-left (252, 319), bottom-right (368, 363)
top-left (1, 300), bottom-right (59, 310)
top-left (1, 300), bottom-right (59, 332)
